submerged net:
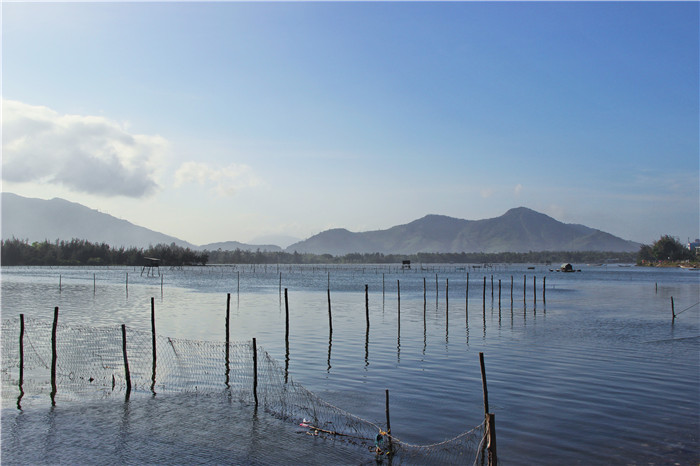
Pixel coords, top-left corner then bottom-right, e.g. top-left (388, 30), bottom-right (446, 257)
top-left (2, 316), bottom-right (486, 464)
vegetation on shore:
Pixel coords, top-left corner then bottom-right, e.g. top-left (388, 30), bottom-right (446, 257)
top-left (636, 235), bottom-right (698, 267)
top-left (0, 238), bottom-right (209, 267)
top-left (1, 237), bottom-right (638, 266)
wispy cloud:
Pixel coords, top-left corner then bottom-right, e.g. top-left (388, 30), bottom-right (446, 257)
top-left (174, 161), bottom-right (262, 197)
top-left (2, 99), bottom-right (167, 198)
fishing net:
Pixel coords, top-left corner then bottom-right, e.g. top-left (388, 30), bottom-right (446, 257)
top-left (1, 316), bottom-right (486, 464)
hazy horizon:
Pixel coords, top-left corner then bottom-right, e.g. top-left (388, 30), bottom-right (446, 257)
top-left (2, 2), bottom-right (698, 245)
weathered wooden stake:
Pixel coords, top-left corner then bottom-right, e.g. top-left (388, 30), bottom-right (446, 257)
top-left (482, 276), bottom-right (486, 308)
top-left (397, 280), bottom-right (401, 317)
top-left (93, 273), bottom-right (96, 294)
top-left (543, 276), bottom-right (546, 302)
top-left (59, 275), bottom-right (62, 293)
top-left (284, 288), bottom-right (289, 342)
top-left (151, 297), bottom-right (157, 391)
top-left (365, 285), bottom-right (370, 329)
top-left (491, 275), bottom-right (494, 298)
top-left (252, 338), bottom-right (259, 406)
top-left (671, 297), bottom-right (675, 320)
top-left (510, 276), bottom-right (514, 304)
top-left (19, 314), bottom-right (25, 400)
top-left (446, 278), bottom-right (449, 310)
top-left (121, 324), bottom-right (131, 395)
top-left (498, 279), bottom-right (501, 307)
top-left (51, 307), bottom-right (58, 405)
top-left (126, 272), bottom-right (129, 296)
top-left (328, 288), bottom-right (333, 333)
top-left (466, 273), bottom-right (470, 314)
top-left (225, 293), bottom-right (231, 387)
top-left (487, 413), bottom-right (498, 465)
top-left (523, 275), bottom-right (526, 302)
top-left (479, 351), bottom-right (489, 415)
top-left (385, 389), bottom-right (393, 455)
top-left (533, 276), bottom-right (537, 305)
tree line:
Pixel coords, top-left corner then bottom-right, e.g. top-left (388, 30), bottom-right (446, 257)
top-left (0, 237), bottom-right (640, 266)
top-left (0, 238), bottom-right (209, 266)
top-left (636, 235), bottom-right (697, 265)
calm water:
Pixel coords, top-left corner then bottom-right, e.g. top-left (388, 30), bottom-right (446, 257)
top-left (2, 264), bottom-right (699, 464)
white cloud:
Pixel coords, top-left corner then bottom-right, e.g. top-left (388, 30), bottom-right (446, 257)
top-left (514, 184), bottom-right (523, 196)
top-left (2, 99), bottom-right (168, 198)
top-left (174, 161), bottom-right (262, 197)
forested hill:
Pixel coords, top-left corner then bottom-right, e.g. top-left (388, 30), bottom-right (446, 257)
top-left (286, 208), bottom-right (641, 255)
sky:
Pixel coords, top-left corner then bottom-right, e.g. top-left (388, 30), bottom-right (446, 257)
top-left (2, 1), bottom-right (698, 248)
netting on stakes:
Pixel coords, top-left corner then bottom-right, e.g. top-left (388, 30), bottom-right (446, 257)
top-left (1, 316), bottom-right (486, 464)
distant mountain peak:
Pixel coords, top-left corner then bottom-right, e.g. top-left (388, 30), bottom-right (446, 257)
top-left (286, 208), bottom-right (640, 255)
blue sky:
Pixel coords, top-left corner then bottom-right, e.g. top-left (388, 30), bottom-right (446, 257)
top-left (2, 1), bottom-right (698, 247)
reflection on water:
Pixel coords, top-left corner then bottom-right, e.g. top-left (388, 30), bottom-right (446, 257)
top-left (2, 264), bottom-right (699, 464)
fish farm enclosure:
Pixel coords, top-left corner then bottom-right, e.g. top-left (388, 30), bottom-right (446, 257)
top-left (2, 264), bottom-right (699, 464)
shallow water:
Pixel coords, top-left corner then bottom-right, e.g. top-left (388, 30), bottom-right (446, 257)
top-left (2, 264), bottom-right (699, 464)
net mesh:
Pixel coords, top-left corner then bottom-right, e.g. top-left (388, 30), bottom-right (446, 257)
top-left (2, 316), bottom-right (486, 464)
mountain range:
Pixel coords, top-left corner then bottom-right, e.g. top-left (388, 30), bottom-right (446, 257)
top-left (1, 193), bottom-right (641, 254)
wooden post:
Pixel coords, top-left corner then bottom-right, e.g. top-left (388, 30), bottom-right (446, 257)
top-left (671, 297), bottom-right (675, 320)
top-left (466, 273), bottom-right (469, 314)
top-left (284, 288), bottom-right (289, 343)
top-left (491, 275), bottom-right (494, 298)
top-left (225, 293), bottom-right (231, 387)
top-left (510, 276), bottom-right (513, 305)
top-left (93, 273), bottom-right (96, 294)
top-left (479, 352), bottom-right (489, 415)
top-left (126, 272), bottom-right (128, 296)
top-left (252, 338), bottom-right (259, 406)
top-left (51, 307), bottom-right (58, 405)
top-left (498, 279), bottom-right (501, 307)
top-left (161, 274), bottom-right (164, 296)
top-left (59, 274), bottom-right (62, 293)
top-left (328, 288), bottom-right (333, 333)
top-left (121, 324), bottom-right (132, 395)
top-left (365, 285), bottom-right (370, 329)
top-left (533, 276), bottom-right (537, 305)
top-left (446, 278), bottom-right (449, 310)
top-left (151, 297), bottom-right (157, 392)
top-left (423, 277), bottom-right (427, 307)
top-left (482, 276), bottom-right (486, 308)
top-left (397, 280), bottom-right (401, 317)
top-left (19, 313), bottom-right (25, 397)
top-left (543, 276), bottom-right (546, 302)
top-left (487, 413), bottom-right (498, 465)
top-left (385, 389), bottom-right (393, 455)
top-left (523, 275), bottom-right (526, 302)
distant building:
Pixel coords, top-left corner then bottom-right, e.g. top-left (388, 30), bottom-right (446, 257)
top-left (688, 239), bottom-right (700, 253)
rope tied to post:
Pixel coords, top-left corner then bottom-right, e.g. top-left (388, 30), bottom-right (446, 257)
top-left (674, 301), bottom-right (700, 317)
